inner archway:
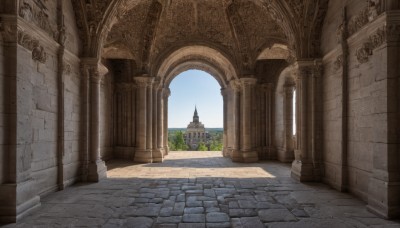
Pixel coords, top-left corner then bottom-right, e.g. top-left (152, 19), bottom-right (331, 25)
top-left (168, 70), bottom-right (223, 152)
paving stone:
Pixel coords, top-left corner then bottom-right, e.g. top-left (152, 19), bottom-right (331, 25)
top-left (203, 201), bottom-right (218, 208)
top-left (229, 201), bottom-right (239, 209)
top-left (157, 216), bottom-right (183, 224)
top-left (206, 212), bottom-right (230, 223)
top-left (153, 224), bottom-right (178, 228)
top-left (186, 201), bottom-right (203, 207)
top-left (238, 200), bottom-right (258, 209)
top-left (173, 202), bottom-right (186, 216)
top-left (206, 222), bottom-right (231, 228)
top-left (125, 217), bottom-right (154, 228)
top-left (258, 209), bottom-right (297, 222)
top-left (182, 214), bottom-right (205, 223)
top-left (160, 207), bottom-right (174, 217)
top-left (178, 223), bottom-right (205, 228)
top-left (240, 217), bottom-right (264, 228)
top-left (184, 207), bottom-right (204, 214)
top-left (291, 208), bottom-right (309, 218)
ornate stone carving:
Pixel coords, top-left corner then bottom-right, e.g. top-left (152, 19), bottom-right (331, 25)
top-left (0, 19), bottom-right (17, 42)
top-left (356, 26), bottom-right (386, 64)
top-left (63, 62), bottom-right (71, 75)
top-left (348, 0), bottom-right (383, 36)
top-left (333, 54), bottom-right (344, 71)
top-left (17, 28), bottom-right (47, 63)
top-left (19, 0), bottom-right (57, 39)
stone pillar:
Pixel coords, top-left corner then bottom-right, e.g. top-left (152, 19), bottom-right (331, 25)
top-left (264, 83), bottom-right (273, 159)
top-left (133, 76), bottom-right (152, 163)
top-left (240, 77), bottom-right (258, 163)
top-left (163, 88), bottom-right (171, 154)
top-left (291, 60), bottom-right (322, 182)
top-left (87, 65), bottom-right (107, 182)
top-left (221, 88), bottom-right (229, 156)
top-left (230, 80), bottom-right (242, 162)
top-left (282, 83), bottom-right (295, 162)
top-left (152, 83), bottom-right (163, 162)
top-left (156, 87), bottom-right (165, 157)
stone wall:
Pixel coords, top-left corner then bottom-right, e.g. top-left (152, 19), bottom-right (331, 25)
top-left (100, 65), bottom-right (114, 161)
top-left (0, 23), bottom-right (5, 185)
top-left (321, 0), bottom-right (400, 211)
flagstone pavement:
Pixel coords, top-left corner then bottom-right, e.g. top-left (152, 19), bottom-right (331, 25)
top-left (5, 151), bottom-right (400, 228)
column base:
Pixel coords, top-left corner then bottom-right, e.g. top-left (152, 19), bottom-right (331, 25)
top-left (242, 150), bottom-right (259, 163)
top-left (277, 148), bottom-right (295, 163)
top-left (222, 147), bottom-right (230, 157)
top-left (153, 148), bottom-right (164, 163)
top-left (134, 149), bottom-right (153, 163)
top-left (231, 149), bottom-right (243, 162)
top-left (164, 146), bottom-right (170, 155)
top-left (291, 160), bottom-right (320, 182)
top-left (0, 181), bottom-right (41, 223)
top-left (367, 177), bottom-right (400, 219)
top-left (88, 160), bottom-right (107, 182)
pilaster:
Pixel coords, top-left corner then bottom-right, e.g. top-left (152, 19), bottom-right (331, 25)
top-left (291, 60), bottom-right (322, 182)
top-left (133, 76), bottom-right (153, 163)
top-left (81, 60), bottom-right (107, 182)
top-left (239, 77), bottom-right (258, 163)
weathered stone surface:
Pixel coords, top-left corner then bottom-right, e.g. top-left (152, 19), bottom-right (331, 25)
top-left (206, 212), bottom-right (230, 223)
top-left (258, 209), bottom-right (297, 222)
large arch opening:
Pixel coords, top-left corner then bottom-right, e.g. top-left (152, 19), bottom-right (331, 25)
top-left (168, 70), bottom-right (223, 152)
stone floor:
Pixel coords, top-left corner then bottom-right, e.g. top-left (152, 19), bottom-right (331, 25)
top-left (5, 151), bottom-right (400, 227)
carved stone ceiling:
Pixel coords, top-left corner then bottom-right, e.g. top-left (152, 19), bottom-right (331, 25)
top-left (102, 0), bottom-right (287, 73)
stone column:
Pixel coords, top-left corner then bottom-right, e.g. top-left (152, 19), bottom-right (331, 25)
top-left (133, 76), bottom-right (152, 163)
top-left (240, 77), bottom-right (258, 163)
top-left (156, 87), bottom-right (165, 157)
top-left (282, 82), bottom-right (295, 162)
top-left (163, 88), bottom-right (171, 154)
top-left (291, 60), bottom-right (322, 181)
top-left (87, 65), bottom-right (107, 182)
top-left (264, 83), bottom-right (273, 159)
top-left (221, 88), bottom-right (229, 156)
top-left (230, 80), bottom-right (242, 162)
top-left (146, 80), bottom-right (153, 157)
top-left (152, 83), bottom-right (163, 162)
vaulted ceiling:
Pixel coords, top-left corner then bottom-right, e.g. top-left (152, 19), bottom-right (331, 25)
top-left (72, 0), bottom-right (329, 75)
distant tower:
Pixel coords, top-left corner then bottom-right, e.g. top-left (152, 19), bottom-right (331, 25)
top-left (193, 106), bottom-right (199, 123)
top-left (184, 106), bottom-right (210, 150)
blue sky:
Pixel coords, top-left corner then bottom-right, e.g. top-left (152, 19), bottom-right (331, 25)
top-left (168, 70), bottom-right (223, 128)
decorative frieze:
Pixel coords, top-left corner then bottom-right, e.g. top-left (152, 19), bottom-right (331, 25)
top-left (19, 0), bottom-right (57, 40)
top-left (348, 0), bottom-right (383, 36)
top-left (355, 26), bottom-right (386, 64)
top-left (333, 54), bottom-right (344, 71)
top-left (17, 28), bottom-right (47, 63)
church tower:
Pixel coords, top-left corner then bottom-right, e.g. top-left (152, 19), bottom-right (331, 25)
top-left (193, 106), bottom-right (199, 123)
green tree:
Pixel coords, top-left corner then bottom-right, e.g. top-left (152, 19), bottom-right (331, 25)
top-left (174, 131), bottom-right (188, 151)
top-left (210, 140), bottom-right (223, 151)
top-left (197, 142), bottom-right (208, 151)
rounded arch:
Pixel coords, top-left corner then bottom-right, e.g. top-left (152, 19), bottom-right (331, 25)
top-left (164, 60), bottom-right (226, 88)
top-left (155, 45), bottom-right (239, 89)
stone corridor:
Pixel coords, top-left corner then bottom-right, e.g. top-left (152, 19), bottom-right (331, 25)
top-left (6, 152), bottom-right (400, 228)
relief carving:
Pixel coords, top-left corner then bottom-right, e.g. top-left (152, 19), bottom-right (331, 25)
top-left (356, 26), bottom-right (386, 64)
top-left (19, 0), bottom-right (57, 39)
top-left (333, 54), bottom-right (344, 71)
top-left (17, 28), bottom-right (47, 63)
top-left (348, 0), bottom-right (382, 36)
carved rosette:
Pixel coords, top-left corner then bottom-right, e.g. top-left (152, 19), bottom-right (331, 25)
top-left (333, 54), bottom-right (344, 72)
top-left (356, 26), bottom-right (387, 64)
top-left (17, 28), bottom-right (47, 63)
top-left (18, 0), bottom-right (57, 40)
top-left (134, 76), bottom-right (154, 88)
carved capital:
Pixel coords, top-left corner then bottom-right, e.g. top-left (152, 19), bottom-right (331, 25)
top-left (294, 60), bottom-right (322, 80)
top-left (162, 88), bottom-right (171, 98)
top-left (230, 80), bottom-right (242, 92)
top-left (240, 77), bottom-right (257, 87)
top-left (134, 76), bottom-right (154, 88)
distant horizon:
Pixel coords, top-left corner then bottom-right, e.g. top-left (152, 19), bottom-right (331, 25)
top-left (168, 70), bottom-right (223, 128)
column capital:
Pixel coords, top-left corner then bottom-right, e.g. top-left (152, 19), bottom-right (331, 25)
top-left (220, 87), bottom-right (229, 97)
top-left (230, 80), bottom-right (242, 92)
top-left (260, 83), bottom-right (273, 91)
top-left (240, 77), bottom-right (258, 86)
top-left (162, 88), bottom-right (171, 98)
top-left (293, 59), bottom-right (323, 80)
top-left (134, 75), bottom-right (155, 87)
